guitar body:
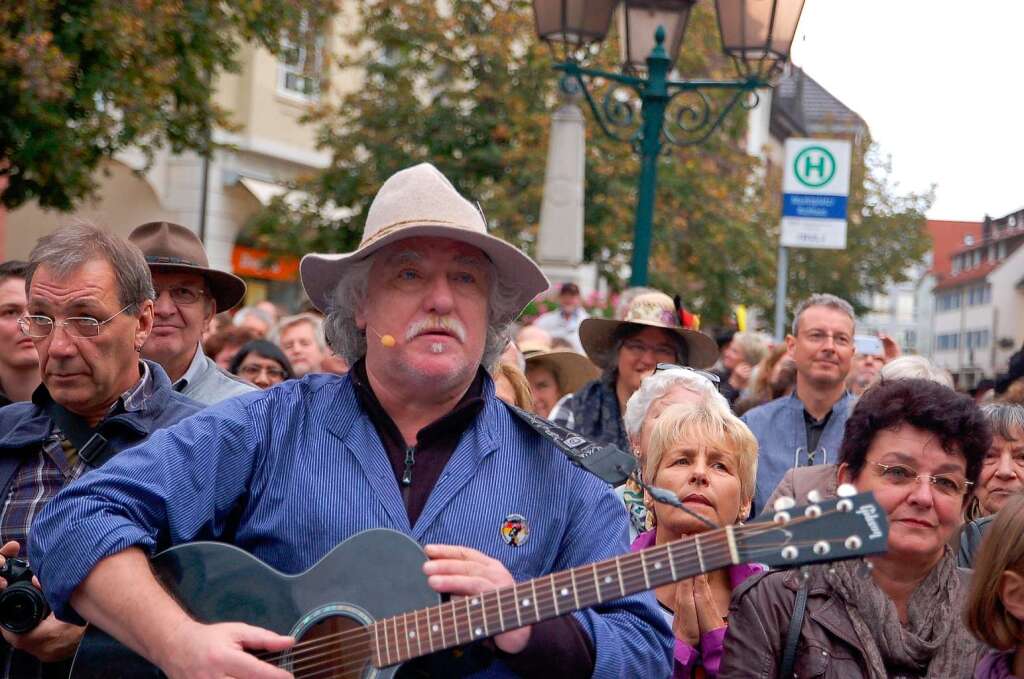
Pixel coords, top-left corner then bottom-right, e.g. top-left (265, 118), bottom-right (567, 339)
top-left (69, 529), bottom-right (439, 679)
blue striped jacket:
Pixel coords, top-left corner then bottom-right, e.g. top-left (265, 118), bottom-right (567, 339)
top-left (30, 373), bottom-right (673, 677)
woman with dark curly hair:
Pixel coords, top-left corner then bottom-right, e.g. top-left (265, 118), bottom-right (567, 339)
top-left (720, 378), bottom-right (992, 679)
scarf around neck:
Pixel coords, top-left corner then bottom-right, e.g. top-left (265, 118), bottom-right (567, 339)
top-left (823, 550), bottom-right (984, 679)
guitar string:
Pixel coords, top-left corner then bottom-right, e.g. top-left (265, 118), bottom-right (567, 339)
top-left (258, 529), bottom-right (752, 667)
top-left (257, 512), bottom-right (806, 661)
top-left (260, 511), bottom-right (852, 672)
top-left (282, 531), bottom-right (858, 679)
top-left (269, 512), bottom-right (857, 673)
top-left (283, 533), bottom-right (857, 679)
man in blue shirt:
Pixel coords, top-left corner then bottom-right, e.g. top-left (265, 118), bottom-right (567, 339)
top-left (742, 293), bottom-right (856, 513)
top-left (31, 163), bottom-right (672, 678)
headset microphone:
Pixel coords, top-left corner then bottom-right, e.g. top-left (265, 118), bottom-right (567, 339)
top-left (368, 326), bottom-right (397, 348)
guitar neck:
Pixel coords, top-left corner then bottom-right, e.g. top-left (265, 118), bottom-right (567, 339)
top-left (371, 527), bottom-right (740, 668)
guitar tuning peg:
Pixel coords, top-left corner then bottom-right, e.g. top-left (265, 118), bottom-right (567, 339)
top-left (773, 496), bottom-right (796, 511)
top-left (855, 559), bottom-right (873, 578)
top-left (806, 489), bottom-right (822, 504)
top-left (837, 483), bottom-right (857, 498)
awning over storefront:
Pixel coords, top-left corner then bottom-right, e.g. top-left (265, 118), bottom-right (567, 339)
top-left (238, 176), bottom-right (356, 221)
top-left (231, 245), bottom-right (299, 281)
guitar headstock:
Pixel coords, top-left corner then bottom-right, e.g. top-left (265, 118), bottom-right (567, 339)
top-left (736, 488), bottom-right (889, 569)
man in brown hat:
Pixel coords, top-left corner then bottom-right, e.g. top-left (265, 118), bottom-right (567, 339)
top-left (32, 163), bottom-right (672, 679)
top-left (128, 222), bottom-right (256, 405)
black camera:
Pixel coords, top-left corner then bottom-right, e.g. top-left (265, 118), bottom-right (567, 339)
top-left (0, 558), bottom-right (50, 634)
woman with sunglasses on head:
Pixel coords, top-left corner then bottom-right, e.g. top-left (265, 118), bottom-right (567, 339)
top-left (720, 378), bottom-right (991, 679)
top-left (228, 340), bottom-right (294, 389)
top-left (549, 291), bottom-right (718, 454)
top-left (618, 364), bottom-right (729, 537)
top-left (635, 402), bottom-right (762, 678)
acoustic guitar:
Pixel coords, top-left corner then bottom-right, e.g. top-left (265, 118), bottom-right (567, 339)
top-left (69, 490), bottom-right (888, 678)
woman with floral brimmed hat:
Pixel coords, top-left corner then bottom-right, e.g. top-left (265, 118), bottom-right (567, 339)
top-left (550, 291), bottom-right (718, 454)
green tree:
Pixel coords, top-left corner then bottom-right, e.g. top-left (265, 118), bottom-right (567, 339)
top-left (0, 0), bottom-right (335, 210)
top-left (248, 0), bottom-right (928, 328)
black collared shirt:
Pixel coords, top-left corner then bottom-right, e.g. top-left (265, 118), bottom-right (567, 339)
top-left (350, 360), bottom-right (596, 677)
top-left (351, 359), bottom-right (485, 526)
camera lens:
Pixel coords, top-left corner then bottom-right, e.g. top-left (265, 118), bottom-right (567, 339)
top-left (0, 583), bottom-right (50, 634)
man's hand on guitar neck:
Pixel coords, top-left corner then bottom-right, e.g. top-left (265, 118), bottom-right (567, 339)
top-left (422, 544), bottom-right (531, 654)
top-left (0, 540), bottom-right (85, 662)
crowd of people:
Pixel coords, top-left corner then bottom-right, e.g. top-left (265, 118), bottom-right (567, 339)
top-left (0, 162), bottom-right (1022, 678)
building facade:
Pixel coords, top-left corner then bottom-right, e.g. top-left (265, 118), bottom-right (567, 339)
top-left (926, 211), bottom-right (1024, 387)
top-left (5, 7), bottom-right (361, 308)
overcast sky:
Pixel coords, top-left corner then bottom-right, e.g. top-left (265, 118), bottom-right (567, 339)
top-left (789, 1), bottom-right (1024, 222)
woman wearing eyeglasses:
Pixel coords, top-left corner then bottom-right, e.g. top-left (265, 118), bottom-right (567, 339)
top-left (720, 378), bottom-right (991, 679)
top-left (228, 340), bottom-right (294, 389)
top-left (634, 402), bottom-right (762, 679)
top-left (549, 291), bottom-right (718, 455)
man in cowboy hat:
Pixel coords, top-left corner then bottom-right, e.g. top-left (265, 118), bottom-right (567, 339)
top-left (128, 221), bottom-right (256, 405)
top-left (31, 163), bottom-right (673, 678)
top-left (0, 223), bottom-right (202, 678)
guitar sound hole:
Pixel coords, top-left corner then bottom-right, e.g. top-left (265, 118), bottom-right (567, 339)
top-left (288, 614), bottom-right (374, 679)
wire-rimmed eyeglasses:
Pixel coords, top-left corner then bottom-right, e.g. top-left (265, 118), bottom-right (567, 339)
top-left (18, 304), bottom-right (133, 339)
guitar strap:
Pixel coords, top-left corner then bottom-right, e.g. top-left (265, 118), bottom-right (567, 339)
top-left (503, 403), bottom-right (636, 485)
top-left (41, 399), bottom-right (110, 468)
top-left (779, 567), bottom-right (810, 679)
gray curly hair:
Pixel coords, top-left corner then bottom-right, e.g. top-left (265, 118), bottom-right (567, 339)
top-left (323, 252), bottom-right (523, 368)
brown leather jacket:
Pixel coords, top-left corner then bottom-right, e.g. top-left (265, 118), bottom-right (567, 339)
top-left (718, 565), bottom-right (982, 679)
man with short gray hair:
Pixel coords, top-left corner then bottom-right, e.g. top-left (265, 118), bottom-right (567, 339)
top-left (742, 292), bottom-right (856, 512)
top-left (32, 164), bottom-right (672, 678)
top-left (276, 312), bottom-right (327, 377)
top-left (0, 223), bottom-right (202, 678)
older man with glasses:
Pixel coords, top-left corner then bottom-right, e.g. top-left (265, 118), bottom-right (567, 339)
top-left (128, 222), bottom-right (256, 405)
top-left (0, 223), bottom-right (202, 678)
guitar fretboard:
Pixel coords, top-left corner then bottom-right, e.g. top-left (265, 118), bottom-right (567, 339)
top-left (371, 527), bottom-right (739, 667)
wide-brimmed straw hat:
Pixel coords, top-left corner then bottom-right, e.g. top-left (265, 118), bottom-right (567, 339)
top-left (300, 163), bottom-right (549, 317)
top-left (579, 291), bottom-right (718, 369)
top-left (524, 349), bottom-right (601, 395)
top-left (128, 221), bottom-right (246, 312)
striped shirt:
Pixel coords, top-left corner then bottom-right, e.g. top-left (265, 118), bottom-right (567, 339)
top-left (31, 372), bottom-right (674, 677)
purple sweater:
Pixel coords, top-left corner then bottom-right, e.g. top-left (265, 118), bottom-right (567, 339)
top-left (631, 530), bottom-right (765, 678)
top-left (975, 650), bottom-right (1016, 679)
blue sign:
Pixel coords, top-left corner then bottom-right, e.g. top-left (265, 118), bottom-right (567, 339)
top-left (782, 194), bottom-right (848, 220)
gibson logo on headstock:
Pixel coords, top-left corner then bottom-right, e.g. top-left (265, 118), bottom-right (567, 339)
top-left (856, 504), bottom-right (883, 540)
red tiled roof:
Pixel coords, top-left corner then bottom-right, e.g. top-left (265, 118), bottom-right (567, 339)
top-left (926, 219), bottom-right (982, 277)
top-left (933, 260), bottom-right (1000, 291)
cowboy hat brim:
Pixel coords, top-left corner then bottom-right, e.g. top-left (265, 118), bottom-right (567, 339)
top-left (579, 317), bottom-right (719, 370)
top-left (525, 350), bottom-right (601, 395)
top-left (300, 222), bottom-right (549, 317)
top-left (147, 262), bottom-right (247, 312)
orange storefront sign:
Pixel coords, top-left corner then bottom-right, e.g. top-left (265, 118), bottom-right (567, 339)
top-left (231, 246), bottom-right (299, 281)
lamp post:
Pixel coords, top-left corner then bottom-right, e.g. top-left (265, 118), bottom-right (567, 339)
top-left (532, 0), bottom-right (805, 287)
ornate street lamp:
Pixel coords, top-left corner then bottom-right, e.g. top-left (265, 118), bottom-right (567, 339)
top-left (532, 0), bottom-right (805, 286)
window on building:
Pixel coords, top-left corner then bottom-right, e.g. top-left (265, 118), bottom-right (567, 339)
top-left (935, 290), bottom-right (962, 312)
top-left (936, 333), bottom-right (961, 351)
top-left (278, 13), bottom-right (325, 100)
top-left (965, 329), bottom-right (990, 349)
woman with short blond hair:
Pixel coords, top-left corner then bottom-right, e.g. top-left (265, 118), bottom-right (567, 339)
top-left (634, 402), bottom-right (761, 678)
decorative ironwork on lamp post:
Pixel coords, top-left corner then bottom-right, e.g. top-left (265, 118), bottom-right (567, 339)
top-left (532, 0), bottom-right (805, 287)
